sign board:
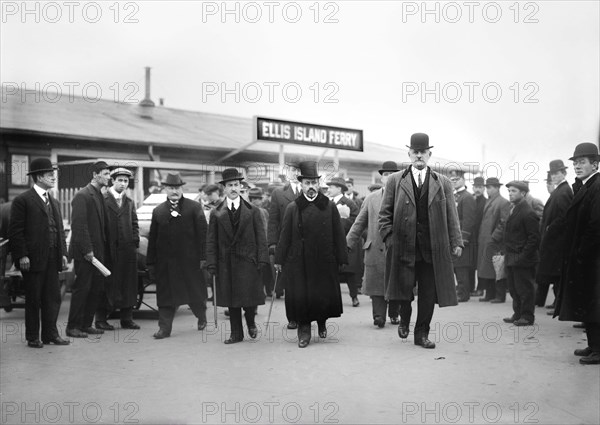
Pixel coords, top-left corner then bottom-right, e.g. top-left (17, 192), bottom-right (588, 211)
top-left (255, 117), bottom-right (363, 152)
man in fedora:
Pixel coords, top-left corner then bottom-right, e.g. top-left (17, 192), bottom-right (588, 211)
top-left (379, 133), bottom-right (462, 349)
top-left (470, 176), bottom-right (487, 296)
top-left (555, 143), bottom-right (600, 365)
top-left (8, 158), bottom-right (70, 347)
top-left (274, 161), bottom-right (347, 348)
top-left (327, 176), bottom-right (361, 307)
top-left (95, 168), bottom-right (141, 331)
top-left (66, 160), bottom-right (111, 338)
top-left (344, 177), bottom-right (363, 210)
top-left (536, 160), bottom-right (573, 310)
top-left (501, 181), bottom-right (541, 327)
top-left (476, 177), bottom-right (511, 303)
top-left (147, 173), bottom-right (208, 339)
top-left (206, 168), bottom-right (268, 344)
top-left (347, 161), bottom-right (400, 327)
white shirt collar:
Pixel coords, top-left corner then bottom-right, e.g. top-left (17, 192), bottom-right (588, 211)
top-left (345, 192), bottom-right (354, 199)
top-left (33, 184), bottom-right (47, 201)
top-left (110, 186), bottom-right (124, 200)
top-left (582, 171), bottom-right (599, 185)
top-left (304, 193), bottom-right (317, 202)
top-left (411, 166), bottom-right (427, 182)
top-left (226, 196), bottom-right (241, 210)
top-left (331, 194), bottom-right (344, 204)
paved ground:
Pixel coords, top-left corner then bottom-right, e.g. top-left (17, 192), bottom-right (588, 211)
top-left (1, 288), bottom-right (598, 425)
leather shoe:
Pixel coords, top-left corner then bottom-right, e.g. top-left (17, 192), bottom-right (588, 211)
top-left (573, 322), bottom-right (585, 329)
top-left (374, 316), bottom-right (385, 328)
top-left (248, 325), bottom-right (258, 339)
top-left (490, 298), bottom-right (505, 304)
top-left (42, 336), bottom-right (70, 345)
top-left (414, 337), bottom-right (435, 349)
top-left (66, 328), bottom-right (88, 338)
top-left (579, 352), bottom-right (600, 365)
top-left (514, 318), bottom-right (534, 327)
top-left (318, 322), bottom-right (327, 338)
top-left (390, 317), bottom-right (399, 325)
top-left (574, 347), bottom-right (593, 357)
top-left (503, 316), bottom-right (518, 323)
top-left (95, 321), bottom-right (115, 331)
top-left (27, 340), bottom-right (43, 348)
top-left (298, 337), bottom-right (310, 348)
top-left (82, 327), bottom-right (104, 335)
top-left (197, 320), bottom-right (207, 331)
top-left (153, 329), bottom-right (170, 339)
top-left (398, 323), bottom-right (409, 339)
top-left (224, 337), bottom-right (243, 344)
top-left (352, 297), bottom-right (360, 307)
top-left (121, 321), bottom-right (140, 330)
top-left (287, 321), bottom-right (298, 330)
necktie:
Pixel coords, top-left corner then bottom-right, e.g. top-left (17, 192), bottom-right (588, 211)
top-left (43, 192), bottom-right (49, 205)
top-left (231, 205), bottom-right (236, 214)
top-left (116, 196), bottom-right (122, 208)
top-left (418, 172), bottom-right (422, 189)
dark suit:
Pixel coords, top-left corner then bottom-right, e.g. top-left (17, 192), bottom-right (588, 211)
top-left (333, 195), bottom-right (360, 298)
top-left (472, 194), bottom-right (486, 292)
top-left (8, 187), bottom-right (67, 341)
top-left (454, 188), bottom-right (477, 301)
top-left (67, 183), bottom-right (109, 331)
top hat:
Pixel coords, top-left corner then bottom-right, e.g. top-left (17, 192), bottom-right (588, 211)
top-left (161, 172), bottom-right (186, 187)
top-left (473, 176), bottom-right (485, 186)
top-left (406, 133), bottom-right (433, 150)
top-left (27, 158), bottom-right (57, 175)
top-left (547, 159), bottom-right (568, 174)
top-left (569, 143), bottom-right (599, 161)
top-left (484, 177), bottom-right (502, 187)
top-left (326, 177), bottom-right (348, 192)
top-left (506, 180), bottom-right (529, 193)
top-left (110, 167), bottom-right (133, 179)
top-left (378, 161), bottom-right (399, 175)
top-left (219, 168), bottom-right (244, 185)
top-left (297, 161), bottom-right (321, 181)
top-left (248, 187), bottom-right (264, 199)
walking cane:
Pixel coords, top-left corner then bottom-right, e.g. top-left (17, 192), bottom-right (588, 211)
top-left (212, 275), bottom-right (218, 327)
top-left (265, 270), bottom-right (280, 332)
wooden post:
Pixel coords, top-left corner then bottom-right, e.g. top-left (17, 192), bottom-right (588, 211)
top-left (134, 166), bottom-right (144, 208)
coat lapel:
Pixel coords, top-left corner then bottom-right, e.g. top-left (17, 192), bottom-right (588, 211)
top-left (86, 184), bottom-right (104, 226)
top-left (283, 184), bottom-right (296, 203)
top-left (105, 193), bottom-right (120, 215)
top-left (28, 188), bottom-right (49, 216)
top-left (216, 202), bottom-right (234, 240)
top-left (233, 201), bottom-right (252, 243)
top-left (399, 171), bottom-right (416, 206)
top-left (428, 170), bottom-right (441, 207)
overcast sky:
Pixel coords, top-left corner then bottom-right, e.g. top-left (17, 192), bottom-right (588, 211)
top-left (2, 0), bottom-right (599, 200)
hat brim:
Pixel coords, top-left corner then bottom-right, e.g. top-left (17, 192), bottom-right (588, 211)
top-left (218, 177), bottom-right (244, 185)
top-left (326, 182), bottom-right (348, 192)
top-left (26, 167), bottom-right (57, 176)
top-left (569, 154), bottom-right (600, 161)
top-left (378, 169), bottom-right (399, 175)
top-left (406, 145), bottom-right (434, 150)
top-left (547, 167), bottom-right (568, 173)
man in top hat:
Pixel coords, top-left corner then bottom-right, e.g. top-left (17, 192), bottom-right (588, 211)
top-left (95, 168), bottom-right (141, 331)
top-left (501, 181), bottom-right (541, 327)
top-left (327, 176), bottom-right (361, 307)
top-left (8, 158), bottom-right (70, 347)
top-left (66, 160), bottom-right (111, 338)
top-left (147, 172), bottom-right (208, 339)
top-left (470, 176), bottom-right (487, 296)
top-left (274, 161), bottom-right (347, 348)
top-left (206, 168), bottom-right (268, 344)
top-left (347, 161), bottom-right (401, 327)
top-left (536, 160), bottom-right (573, 310)
top-left (476, 177), bottom-right (511, 303)
top-left (555, 143), bottom-right (600, 365)
top-left (449, 170), bottom-right (477, 302)
top-left (379, 133), bottom-right (462, 349)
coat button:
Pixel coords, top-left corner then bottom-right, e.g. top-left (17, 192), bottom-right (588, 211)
top-left (406, 201), bottom-right (409, 204)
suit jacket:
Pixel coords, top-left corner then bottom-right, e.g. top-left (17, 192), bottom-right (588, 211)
top-left (8, 188), bottom-right (67, 272)
top-left (454, 188), bottom-right (477, 268)
top-left (268, 183), bottom-right (298, 246)
top-left (476, 192), bottom-right (510, 279)
top-left (503, 199), bottom-right (540, 268)
top-left (70, 183), bottom-right (108, 263)
top-left (334, 195), bottom-right (360, 274)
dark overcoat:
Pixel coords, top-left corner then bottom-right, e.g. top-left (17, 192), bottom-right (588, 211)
top-left (146, 197), bottom-right (207, 307)
top-left (104, 191), bottom-right (140, 308)
top-left (334, 195), bottom-right (362, 275)
top-left (70, 184), bottom-right (108, 263)
top-left (503, 200), bottom-right (540, 268)
top-left (454, 188), bottom-right (477, 269)
top-left (476, 192), bottom-right (510, 279)
top-left (9, 188), bottom-right (67, 272)
top-left (378, 168), bottom-right (463, 306)
top-left (275, 193), bottom-right (347, 322)
top-left (536, 181), bottom-right (573, 283)
top-left (206, 199), bottom-right (268, 308)
top-left (555, 173), bottom-right (600, 323)
top-left (268, 183), bottom-right (298, 246)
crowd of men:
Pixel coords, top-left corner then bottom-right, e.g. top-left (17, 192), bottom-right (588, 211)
top-left (6, 136), bottom-right (599, 363)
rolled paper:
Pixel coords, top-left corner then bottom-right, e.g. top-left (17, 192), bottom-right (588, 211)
top-left (91, 257), bottom-right (111, 277)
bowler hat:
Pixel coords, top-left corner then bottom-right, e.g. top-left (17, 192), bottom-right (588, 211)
top-left (506, 180), bottom-right (529, 193)
top-left (484, 177), bottom-right (502, 187)
top-left (569, 143), bottom-right (600, 161)
top-left (248, 187), bottom-right (264, 199)
top-left (378, 161), bottom-right (399, 175)
top-left (27, 158), bottom-right (57, 175)
top-left (547, 159), bottom-right (567, 174)
top-left (326, 177), bottom-right (348, 193)
top-left (161, 172), bottom-right (186, 187)
top-left (297, 161), bottom-right (321, 181)
top-left (406, 133), bottom-right (434, 150)
top-left (219, 168), bottom-right (244, 184)
top-left (473, 177), bottom-right (485, 186)
top-left (110, 167), bottom-right (133, 179)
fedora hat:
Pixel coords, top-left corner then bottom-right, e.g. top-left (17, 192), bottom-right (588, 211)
top-left (378, 161), bottom-right (399, 175)
top-left (219, 168), bottom-right (244, 185)
top-left (473, 176), bottom-right (485, 186)
top-left (484, 177), bottom-right (502, 187)
top-left (547, 159), bottom-right (567, 174)
top-left (27, 158), bottom-right (57, 175)
top-left (297, 161), bottom-right (321, 181)
top-left (406, 133), bottom-right (433, 150)
top-left (569, 143), bottom-right (600, 161)
top-left (110, 167), bottom-right (133, 179)
top-left (161, 172), bottom-right (186, 187)
top-left (248, 187), bottom-right (264, 199)
top-left (326, 177), bottom-right (348, 193)
top-left (506, 180), bottom-right (529, 193)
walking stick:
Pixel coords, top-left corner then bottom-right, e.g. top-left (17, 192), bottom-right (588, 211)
top-left (212, 275), bottom-right (218, 327)
top-left (265, 270), bottom-right (280, 332)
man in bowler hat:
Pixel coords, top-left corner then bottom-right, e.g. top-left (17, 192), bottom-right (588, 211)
top-left (9, 158), bottom-right (70, 347)
top-left (206, 168), bottom-right (268, 344)
top-left (66, 161), bottom-right (111, 338)
top-left (147, 173), bottom-right (208, 339)
top-left (555, 143), bottom-right (600, 364)
top-left (379, 134), bottom-right (463, 349)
